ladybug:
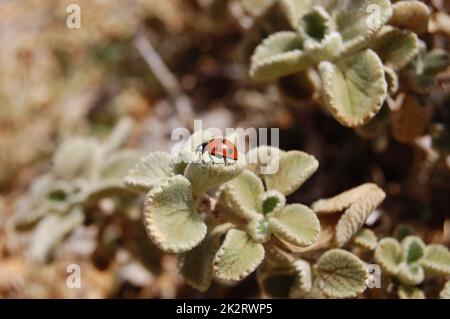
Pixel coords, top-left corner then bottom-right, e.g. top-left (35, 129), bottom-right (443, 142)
top-left (195, 138), bottom-right (238, 165)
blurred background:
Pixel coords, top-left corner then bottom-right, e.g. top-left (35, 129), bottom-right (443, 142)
top-left (0, 0), bottom-right (449, 298)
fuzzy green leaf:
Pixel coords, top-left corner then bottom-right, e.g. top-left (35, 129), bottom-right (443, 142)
top-left (384, 65), bottom-right (399, 95)
top-left (240, 0), bottom-right (275, 17)
top-left (312, 183), bottom-right (380, 214)
top-left (53, 138), bottom-right (97, 180)
top-left (79, 180), bottom-right (132, 205)
top-left (13, 175), bottom-right (58, 228)
top-left (398, 285), bottom-right (425, 299)
top-left (123, 151), bottom-right (176, 192)
top-left (263, 150), bottom-right (318, 196)
top-left (247, 215), bottom-right (271, 243)
top-left (279, 0), bottom-right (315, 31)
top-left (290, 259), bottom-right (312, 298)
top-left (407, 48), bottom-right (450, 93)
top-left (246, 146), bottom-right (284, 175)
top-left (264, 244), bottom-right (295, 268)
top-left (397, 263), bottom-right (424, 286)
top-left (372, 27), bottom-right (419, 70)
top-left (374, 237), bottom-right (402, 275)
top-left (259, 190), bottom-right (286, 215)
top-left (401, 236), bottom-right (426, 264)
top-left (218, 170), bottom-right (264, 220)
top-left (184, 155), bottom-right (245, 198)
top-left (315, 249), bottom-right (368, 298)
top-left (269, 204), bottom-right (320, 247)
top-left (100, 150), bottom-right (141, 180)
top-left (143, 175), bottom-right (206, 253)
top-left (250, 32), bottom-right (314, 81)
top-left (213, 229), bottom-right (265, 281)
top-left (299, 6), bottom-right (330, 42)
top-left (332, 0), bottom-right (393, 54)
top-left (312, 183), bottom-right (385, 247)
top-left (178, 224), bottom-right (231, 292)
top-left (103, 117), bottom-right (134, 153)
top-left (420, 244), bottom-right (450, 276)
top-left (352, 228), bottom-right (377, 250)
top-left (28, 207), bottom-right (84, 263)
top-left (389, 1), bottom-right (430, 34)
top-left (319, 49), bottom-right (387, 127)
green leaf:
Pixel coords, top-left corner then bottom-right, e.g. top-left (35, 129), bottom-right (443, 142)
top-left (184, 155), bottom-right (245, 198)
top-left (315, 249), bottom-right (368, 298)
top-left (259, 190), bottom-right (286, 215)
top-left (420, 49), bottom-right (450, 75)
top-left (290, 259), bottom-right (312, 298)
top-left (299, 6), bottom-right (330, 42)
top-left (319, 49), bottom-right (387, 127)
top-left (420, 244), bottom-right (450, 276)
top-left (103, 117), bottom-right (134, 153)
top-left (213, 229), bottom-right (265, 281)
top-left (217, 170), bottom-right (264, 220)
top-left (372, 27), bottom-right (419, 70)
top-left (143, 175), bottom-right (206, 253)
top-left (303, 32), bottom-right (343, 63)
top-left (13, 175), bottom-right (58, 228)
top-left (279, 0), bottom-right (315, 32)
top-left (312, 183), bottom-right (381, 214)
top-left (263, 150), bottom-right (318, 196)
top-left (384, 65), bottom-right (399, 96)
top-left (398, 285), bottom-right (425, 299)
top-left (100, 150), bottom-right (141, 180)
top-left (440, 281), bottom-right (450, 299)
top-left (28, 207), bottom-right (84, 263)
top-left (315, 183), bottom-right (385, 247)
top-left (352, 228), bottom-right (377, 250)
top-left (53, 138), bottom-right (97, 180)
top-left (407, 48), bottom-right (450, 93)
top-left (247, 215), bottom-right (271, 243)
top-left (246, 146), bottom-right (284, 175)
top-left (374, 237), bottom-right (402, 275)
top-left (389, 1), bottom-right (430, 34)
top-left (332, 0), bottom-right (393, 54)
top-left (240, 0), bottom-right (275, 17)
top-left (268, 204), bottom-right (320, 247)
top-left (79, 180), bottom-right (133, 206)
top-left (178, 224), bottom-right (231, 292)
top-left (250, 31), bottom-right (314, 81)
top-left (297, 7), bottom-right (343, 62)
top-left (264, 244), bottom-right (295, 268)
top-left (401, 236), bottom-right (425, 264)
top-left (397, 263), bottom-right (424, 285)
top-left (123, 151), bottom-right (176, 192)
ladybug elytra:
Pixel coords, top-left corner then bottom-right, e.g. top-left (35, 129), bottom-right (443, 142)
top-left (195, 138), bottom-right (238, 165)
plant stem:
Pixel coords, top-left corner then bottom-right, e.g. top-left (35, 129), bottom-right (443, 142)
top-left (134, 31), bottom-right (194, 126)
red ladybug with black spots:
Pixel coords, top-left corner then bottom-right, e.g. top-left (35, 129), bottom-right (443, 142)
top-left (195, 138), bottom-right (238, 165)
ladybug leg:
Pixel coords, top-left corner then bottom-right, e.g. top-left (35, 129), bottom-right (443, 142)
top-left (200, 152), bottom-right (205, 164)
top-left (224, 157), bottom-right (229, 165)
top-left (209, 152), bottom-right (215, 164)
